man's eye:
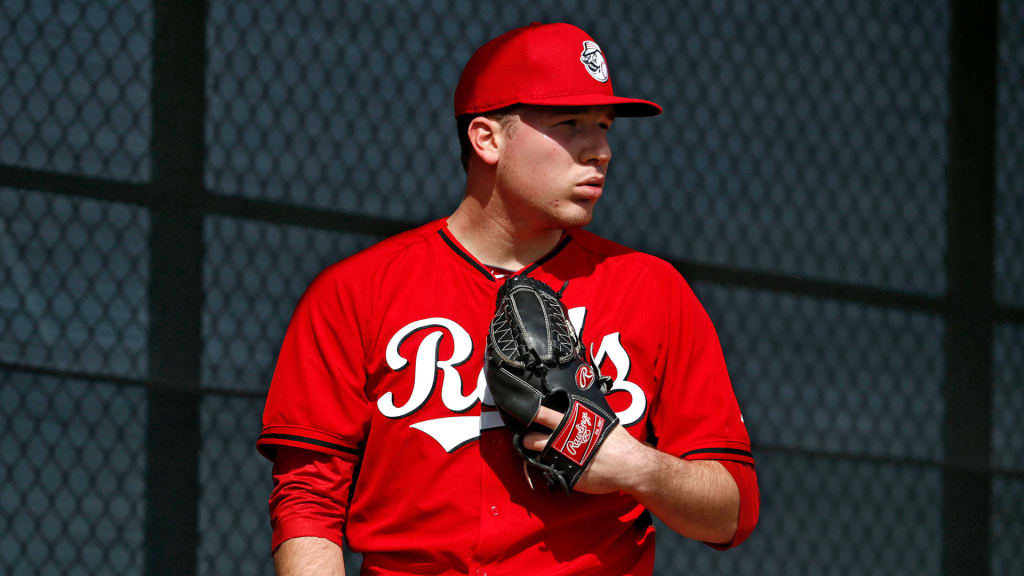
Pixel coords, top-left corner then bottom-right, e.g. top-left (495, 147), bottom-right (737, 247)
top-left (558, 119), bottom-right (578, 127)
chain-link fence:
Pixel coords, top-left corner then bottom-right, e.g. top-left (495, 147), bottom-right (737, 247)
top-left (1, 1), bottom-right (1022, 575)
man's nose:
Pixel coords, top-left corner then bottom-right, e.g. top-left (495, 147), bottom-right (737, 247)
top-left (581, 128), bottom-right (611, 166)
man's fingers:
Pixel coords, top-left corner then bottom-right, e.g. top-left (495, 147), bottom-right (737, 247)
top-left (533, 406), bottom-right (563, 429)
top-left (523, 406), bottom-right (565, 451)
top-left (522, 431), bottom-right (549, 452)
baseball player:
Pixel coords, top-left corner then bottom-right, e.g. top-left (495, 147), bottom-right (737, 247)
top-left (259, 22), bottom-right (759, 576)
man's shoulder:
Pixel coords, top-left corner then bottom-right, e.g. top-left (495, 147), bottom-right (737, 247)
top-left (322, 219), bottom-right (444, 276)
top-left (305, 219), bottom-right (444, 297)
top-left (569, 228), bottom-right (681, 280)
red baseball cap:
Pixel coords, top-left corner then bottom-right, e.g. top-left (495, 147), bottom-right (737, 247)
top-left (454, 22), bottom-right (662, 118)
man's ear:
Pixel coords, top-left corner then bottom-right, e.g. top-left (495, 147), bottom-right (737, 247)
top-left (467, 116), bottom-right (504, 166)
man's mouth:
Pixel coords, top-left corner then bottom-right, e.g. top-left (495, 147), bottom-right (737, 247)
top-left (575, 176), bottom-right (605, 199)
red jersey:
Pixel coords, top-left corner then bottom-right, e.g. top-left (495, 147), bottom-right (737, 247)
top-left (258, 219), bottom-right (755, 575)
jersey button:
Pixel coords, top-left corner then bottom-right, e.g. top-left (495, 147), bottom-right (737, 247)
top-left (489, 505), bottom-right (499, 516)
top-left (476, 569), bottom-right (487, 576)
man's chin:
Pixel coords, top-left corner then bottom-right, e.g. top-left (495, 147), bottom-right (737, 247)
top-left (553, 212), bottom-right (594, 230)
top-left (560, 200), bottom-right (597, 228)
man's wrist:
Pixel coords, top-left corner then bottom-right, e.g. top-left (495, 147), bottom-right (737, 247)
top-left (616, 433), bottom-right (664, 497)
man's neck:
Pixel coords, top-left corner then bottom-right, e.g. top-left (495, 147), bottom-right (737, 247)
top-left (446, 196), bottom-right (564, 272)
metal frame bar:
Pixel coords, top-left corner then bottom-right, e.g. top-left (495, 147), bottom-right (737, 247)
top-left (942, 1), bottom-right (998, 575)
top-left (143, 2), bottom-right (208, 575)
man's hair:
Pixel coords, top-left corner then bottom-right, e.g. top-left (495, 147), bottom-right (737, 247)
top-left (456, 105), bottom-right (520, 173)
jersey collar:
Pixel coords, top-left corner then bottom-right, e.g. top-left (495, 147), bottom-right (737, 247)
top-left (436, 225), bottom-right (572, 282)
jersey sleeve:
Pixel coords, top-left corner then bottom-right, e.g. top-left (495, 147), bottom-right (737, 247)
top-left (257, 267), bottom-right (372, 462)
top-left (269, 446), bottom-right (357, 552)
top-left (649, 270), bottom-right (754, 466)
top-left (707, 460), bottom-right (760, 550)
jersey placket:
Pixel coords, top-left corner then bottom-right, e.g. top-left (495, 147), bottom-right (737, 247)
top-left (471, 426), bottom-right (517, 576)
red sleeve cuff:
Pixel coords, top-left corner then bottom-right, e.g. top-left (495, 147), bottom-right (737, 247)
top-left (269, 447), bottom-right (357, 553)
top-left (707, 460), bottom-right (760, 550)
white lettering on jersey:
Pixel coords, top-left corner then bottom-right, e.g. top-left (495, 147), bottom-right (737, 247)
top-left (378, 318), bottom-right (480, 418)
top-left (589, 331), bottom-right (646, 427)
top-left (410, 412), bottom-right (504, 452)
top-left (379, 311), bottom-right (646, 451)
top-left (568, 307), bottom-right (647, 427)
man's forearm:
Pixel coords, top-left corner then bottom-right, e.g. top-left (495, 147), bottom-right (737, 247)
top-left (628, 448), bottom-right (740, 544)
top-left (274, 536), bottom-right (346, 576)
top-left (526, 407), bottom-right (742, 544)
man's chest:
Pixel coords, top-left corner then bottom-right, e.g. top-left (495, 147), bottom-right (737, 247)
top-left (361, 283), bottom-right (662, 452)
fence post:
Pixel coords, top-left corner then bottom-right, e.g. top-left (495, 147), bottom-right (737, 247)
top-left (145, 2), bottom-right (208, 575)
top-left (943, 1), bottom-right (997, 575)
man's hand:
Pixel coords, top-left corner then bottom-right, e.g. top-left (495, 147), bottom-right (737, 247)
top-left (522, 405), bottom-right (741, 544)
top-left (522, 406), bottom-right (650, 495)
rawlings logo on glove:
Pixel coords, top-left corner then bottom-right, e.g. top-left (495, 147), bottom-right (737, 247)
top-left (554, 404), bottom-right (605, 464)
top-left (484, 274), bottom-right (619, 493)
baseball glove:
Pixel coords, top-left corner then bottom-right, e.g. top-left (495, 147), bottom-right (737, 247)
top-left (484, 274), bottom-right (619, 493)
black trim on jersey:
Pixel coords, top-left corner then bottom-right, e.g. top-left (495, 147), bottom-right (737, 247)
top-left (680, 447), bottom-right (754, 460)
top-left (437, 228), bottom-right (571, 281)
top-left (444, 435), bottom-right (482, 454)
top-left (714, 458), bottom-right (758, 467)
top-left (437, 229), bottom-right (495, 281)
top-left (259, 433), bottom-right (362, 456)
top-left (520, 235), bottom-right (572, 276)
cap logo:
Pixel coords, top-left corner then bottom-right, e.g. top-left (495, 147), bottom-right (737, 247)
top-left (579, 40), bottom-right (609, 83)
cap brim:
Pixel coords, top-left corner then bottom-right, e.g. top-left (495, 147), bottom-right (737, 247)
top-left (517, 93), bottom-right (662, 117)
